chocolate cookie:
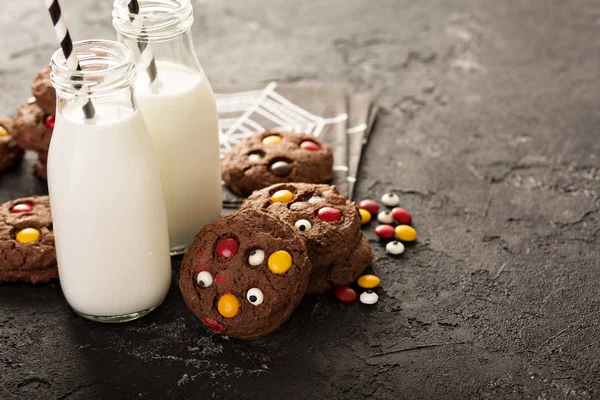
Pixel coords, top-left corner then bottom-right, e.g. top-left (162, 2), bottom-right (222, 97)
top-left (221, 131), bottom-right (334, 197)
top-left (0, 196), bottom-right (57, 283)
top-left (12, 102), bottom-right (54, 154)
top-left (180, 209), bottom-right (311, 340)
top-left (0, 116), bottom-right (24, 173)
top-left (241, 183), bottom-right (372, 294)
top-left (31, 66), bottom-right (56, 117)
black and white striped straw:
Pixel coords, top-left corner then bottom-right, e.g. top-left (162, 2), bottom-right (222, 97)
top-left (128, 0), bottom-right (158, 84)
top-left (46, 0), bottom-right (95, 119)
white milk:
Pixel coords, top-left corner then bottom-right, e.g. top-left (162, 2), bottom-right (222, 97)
top-left (135, 61), bottom-right (222, 253)
top-left (47, 104), bottom-right (171, 317)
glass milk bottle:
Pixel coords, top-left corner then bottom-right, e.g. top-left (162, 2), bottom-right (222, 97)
top-left (113, 0), bottom-right (222, 255)
top-left (48, 40), bottom-right (171, 322)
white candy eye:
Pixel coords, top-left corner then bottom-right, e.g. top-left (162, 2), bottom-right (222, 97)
top-left (386, 241), bottom-right (405, 255)
top-left (196, 271), bottom-right (213, 288)
top-left (248, 152), bottom-right (262, 163)
top-left (377, 211), bottom-right (394, 224)
top-left (381, 192), bottom-right (400, 206)
top-left (294, 219), bottom-right (312, 232)
top-left (360, 290), bottom-right (379, 305)
top-left (308, 195), bottom-right (324, 204)
top-left (248, 249), bottom-right (265, 266)
top-left (247, 288), bottom-right (264, 305)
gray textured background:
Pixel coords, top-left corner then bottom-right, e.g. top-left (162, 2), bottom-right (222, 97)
top-left (1, 0), bottom-right (600, 398)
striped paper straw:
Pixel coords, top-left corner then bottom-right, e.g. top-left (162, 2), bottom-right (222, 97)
top-left (128, 0), bottom-right (158, 84)
top-left (46, 0), bottom-right (95, 119)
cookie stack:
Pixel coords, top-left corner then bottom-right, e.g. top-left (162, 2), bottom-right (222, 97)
top-left (12, 66), bottom-right (55, 179)
top-left (180, 182), bottom-right (373, 340)
top-left (0, 116), bottom-right (24, 174)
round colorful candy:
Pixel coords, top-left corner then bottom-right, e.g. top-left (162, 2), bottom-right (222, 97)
top-left (386, 241), bottom-right (405, 255)
top-left (270, 161), bottom-right (292, 177)
top-left (308, 195), bottom-right (324, 204)
top-left (0, 126), bottom-right (7, 137)
top-left (395, 225), bottom-right (417, 242)
top-left (262, 135), bottom-right (282, 145)
top-left (381, 192), bottom-right (400, 207)
top-left (218, 293), bottom-right (240, 318)
top-left (359, 209), bottom-right (371, 224)
top-left (375, 224), bottom-right (395, 239)
top-left (16, 228), bottom-right (40, 244)
top-left (360, 290), bottom-right (379, 305)
top-left (299, 141), bottom-right (320, 151)
top-left (216, 237), bottom-right (239, 258)
top-left (268, 250), bottom-right (292, 274)
top-left (44, 115), bottom-right (55, 128)
top-left (357, 274), bottom-right (380, 289)
top-left (11, 203), bottom-right (34, 214)
top-left (271, 189), bottom-right (294, 203)
top-left (377, 211), bottom-right (394, 224)
top-left (358, 199), bottom-right (379, 215)
top-left (335, 286), bottom-right (357, 303)
top-left (318, 207), bottom-right (341, 222)
top-left (248, 249), bottom-right (265, 266)
top-left (248, 152), bottom-right (262, 163)
top-left (391, 207), bottom-right (412, 225)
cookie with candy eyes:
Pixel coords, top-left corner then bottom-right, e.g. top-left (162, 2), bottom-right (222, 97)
top-left (0, 196), bottom-right (57, 283)
top-left (221, 131), bottom-right (334, 197)
top-left (179, 209), bottom-right (311, 340)
top-left (241, 183), bottom-right (372, 294)
top-left (0, 116), bottom-right (24, 173)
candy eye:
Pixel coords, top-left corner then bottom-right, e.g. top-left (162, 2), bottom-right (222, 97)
top-left (360, 290), bottom-right (379, 305)
top-left (386, 241), bottom-right (405, 255)
top-left (248, 249), bottom-right (265, 266)
top-left (377, 211), bottom-right (394, 224)
top-left (247, 288), bottom-right (264, 305)
top-left (196, 271), bottom-right (213, 288)
top-left (294, 219), bottom-right (312, 232)
top-left (381, 192), bottom-right (400, 207)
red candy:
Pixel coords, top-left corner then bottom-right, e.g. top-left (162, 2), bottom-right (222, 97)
top-left (11, 203), bottom-right (34, 214)
top-left (216, 237), bottom-right (239, 259)
top-left (391, 208), bottom-right (412, 225)
top-left (215, 273), bottom-right (226, 283)
top-left (299, 141), bottom-right (320, 151)
top-left (335, 286), bottom-right (357, 303)
top-left (358, 199), bottom-right (379, 215)
top-left (44, 115), bottom-right (55, 128)
top-left (318, 207), bottom-right (341, 222)
top-left (203, 317), bottom-right (225, 333)
top-left (375, 224), bottom-right (395, 239)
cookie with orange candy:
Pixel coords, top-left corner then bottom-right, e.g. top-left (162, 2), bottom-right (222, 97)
top-left (179, 209), bottom-right (311, 340)
top-left (0, 116), bottom-right (24, 173)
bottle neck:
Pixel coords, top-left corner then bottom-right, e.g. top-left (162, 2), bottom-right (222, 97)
top-left (50, 40), bottom-right (137, 123)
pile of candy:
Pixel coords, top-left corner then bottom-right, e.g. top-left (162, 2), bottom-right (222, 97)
top-left (334, 192), bottom-right (417, 305)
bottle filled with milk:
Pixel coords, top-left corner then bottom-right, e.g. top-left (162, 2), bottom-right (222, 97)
top-left (113, 0), bottom-right (222, 255)
top-left (48, 40), bottom-right (171, 322)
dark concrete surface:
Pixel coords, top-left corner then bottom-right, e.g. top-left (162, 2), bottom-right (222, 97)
top-left (1, 0), bottom-right (600, 398)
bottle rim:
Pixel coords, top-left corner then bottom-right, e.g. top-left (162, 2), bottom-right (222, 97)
top-left (112, 0), bottom-right (194, 42)
top-left (50, 39), bottom-right (136, 98)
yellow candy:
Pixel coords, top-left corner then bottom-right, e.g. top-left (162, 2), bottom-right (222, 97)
top-left (359, 208), bottom-right (371, 224)
top-left (268, 250), bottom-right (292, 274)
top-left (271, 189), bottom-right (294, 203)
top-left (395, 225), bottom-right (417, 242)
top-left (0, 126), bottom-right (7, 137)
top-left (16, 228), bottom-right (41, 244)
top-left (217, 293), bottom-right (240, 318)
top-left (262, 135), bottom-right (282, 145)
top-left (357, 274), bottom-right (380, 289)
